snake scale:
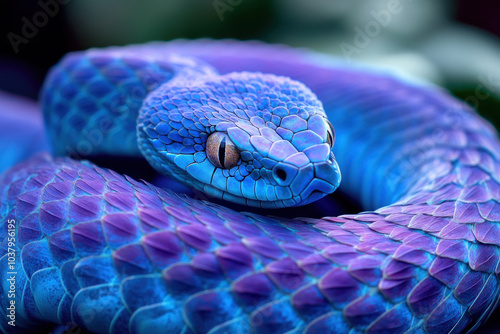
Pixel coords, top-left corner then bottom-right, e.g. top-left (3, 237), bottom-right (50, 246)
top-left (1, 40), bottom-right (500, 334)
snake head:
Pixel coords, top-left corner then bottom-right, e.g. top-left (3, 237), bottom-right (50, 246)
top-left (137, 72), bottom-right (341, 208)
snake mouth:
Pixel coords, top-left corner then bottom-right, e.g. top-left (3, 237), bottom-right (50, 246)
top-left (198, 159), bottom-right (341, 209)
top-left (200, 182), bottom-right (336, 209)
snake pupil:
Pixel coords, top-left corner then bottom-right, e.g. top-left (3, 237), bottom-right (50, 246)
top-left (206, 132), bottom-right (240, 169)
top-left (219, 137), bottom-right (226, 168)
top-left (326, 120), bottom-right (336, 147)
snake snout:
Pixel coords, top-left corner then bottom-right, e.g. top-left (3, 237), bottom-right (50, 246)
top-left (272, 157), bottom-right (341, 206)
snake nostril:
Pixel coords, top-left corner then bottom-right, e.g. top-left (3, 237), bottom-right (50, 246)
top-left (275, 168), bottom-right (287, 182)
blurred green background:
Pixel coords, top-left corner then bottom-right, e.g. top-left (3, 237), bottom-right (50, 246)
top-left (1, 0), bottom-right (499, 129)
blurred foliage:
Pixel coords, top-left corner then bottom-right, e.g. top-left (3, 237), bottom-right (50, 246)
top-left (451, 88), bottom-right (500, 132)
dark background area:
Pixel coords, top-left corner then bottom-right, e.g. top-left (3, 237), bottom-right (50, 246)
top-left (1, 1), bottom-right (500, 129)
top-left (0, 1), bottom-right (499, 97)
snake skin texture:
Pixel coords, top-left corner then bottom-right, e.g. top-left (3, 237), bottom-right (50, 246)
top-left (1, 40), bottom-right (500, 334)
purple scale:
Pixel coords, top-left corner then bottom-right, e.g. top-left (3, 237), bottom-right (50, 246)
top-left (232, 273), bottom-right (275, 309)
top-left (319, 268), bottom-right (362, 307)
top-left (454, 270), bottom-right (486, 305)
top-left (431, 185), bottom-right (461, 203)
top-left (409, 215), bottom-right (449, 233)
top-left (326, 230), bottom-right (360, 247)
top-left (218, 210), bottom-right (254, 228)
top-left (68, 195), bottom-right (101, 222)
top-left (16, 188), bottom-right (42, 219)
top-left (459, 185), bottom-right (491, 203)
top-left (402, 204), bottom-right (437, 215)
top-left (281, 242), bottom-right (315, 259)
top-left (378, 277), bottom-right (416, 302)
top-left (216, 243), bottom-right (253, 279)
top-left (341, 221), bottom-right (371, 235)
top-left (474, 220), bottom-right (500, 246)
top-left (477, 201), bottom-right (500, 222)
top-left (428, 256), bottom-right (464, 287)
top-left (27, 171), bottom-right (54, 190)
top-left (389, 226), bottom-right (417, 242)
top-left (433, 201), bottom-right (456, 217)
top-left (74, 179), bottom-right (105, 196)
top-left (366, 304), bottom-right (411, 333)
top-left (323, 244), bottom-right (360, 266)
top-left (142, 231), bottom-right (183, 268)
top-left (291, 285), bottom-right (330, 320)
top-left (312, 221), bottom-right (342, 233)
top-left (404, 190), bottom-right (433, 205)
top-left (164, 205), bottom-right (195, 224)
top-left (6, 178), bottom-right (25, 202)
top-left (177, 224), bottom-right (212, 251)
top-left (468, 274), bottom-right (497, 317)
top-left (250, 299), bottom-right (300, 334)
top-left (71, 221), bottom-right (106, 256)
top-left (207, 224), bottom-right (240, 245)
top-left (485, 179), bottom-right (500, 198)
top-left (135, 192), bottom-right (163, 208)
top-left (459, 149), bottom-right (481, 166)
top-left (383, 259), bottom-right (417, 280)
top-left (369, 221), bottom-right (398, 235)
top-left (354, 213), bottom-right (381, 222)
top-left (393, 246), bottom-right (431, 267)
top-left (21, 240), bottom-right (54, 278)
top-left (48, 230), bottom-right (75, 265)
top-left (438, 222), bottom-right (475, 242)
top-left (124, 175), bottom-right (151, 192)
top-left (191, 253), bottom-right (224, 278)
top-left (303, 312), bottom-right (350, 334)
top-left (40, 200), bottom-right (67, 235)
top-left (266, 257), bottom-right (305, 291)
top-left (408, 276), bottom-right (446, 317)
top-left (107, 180), bottom-right (134, 194)
top-left (42, 181), bottom-right (73, 201)
top-left (468, 243), bottom-right (499, 273)
top-left (162, 264), bottom-right (203, 296)
top-left (138, 207), bottom-right (174, 233)
top-left (347, 255), bottom-right (383, 286)
top-left (113, 244), bottom-right (153, 276)
top-left (296, 231), bottom-right (332, 249)
top-left (243, 236), bottom-right (283, 260)
top-left (355, 236), bottom-right (389, 255)
top-left (344, 293), bottom-right (386, 328)
top-left (104, 192), bottom-right (137, 212)
top-left (192, 210), bottom-right (223, 227)
top-left (56, 167), bottom-right (79, 182)
top-left (102, 213), bottom-right (139, 248)
top-left (252, 220), bottom-right (296, 243)
top-left (424, 295), bottom-right (464, 333)
top-left (184, 291), bottom-right (241, 334)
top-left (478, 151), bottom-right (496, 172)
top-left (402, 233), bottom-right (437, 253)
top-left (458, 166), bottom-right (490, 186)
top-left (436, 239), bottom-right (469, 262)
top-left (18, 213), bottom-right (42, 246)
top-left (375, 205), bottom-right (404, 215)
top-left (299, 254), bottom-right (332, 277)
top-left (432, 173), bottom-right (459, 191)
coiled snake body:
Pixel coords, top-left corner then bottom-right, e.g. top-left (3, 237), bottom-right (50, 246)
top-left (1, 40), bottom-right (500, 333)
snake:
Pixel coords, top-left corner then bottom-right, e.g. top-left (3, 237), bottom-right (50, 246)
top-left (1, 39), bottom-right (500, 334)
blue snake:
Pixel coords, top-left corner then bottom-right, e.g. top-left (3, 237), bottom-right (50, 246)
top-left (1, 39), bottom-right (500, 333)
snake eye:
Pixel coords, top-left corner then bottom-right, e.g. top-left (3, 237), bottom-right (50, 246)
top-left (206, 132), bottom-right (240, 169)
top-left (326, 119), bottom-right (336, 147)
